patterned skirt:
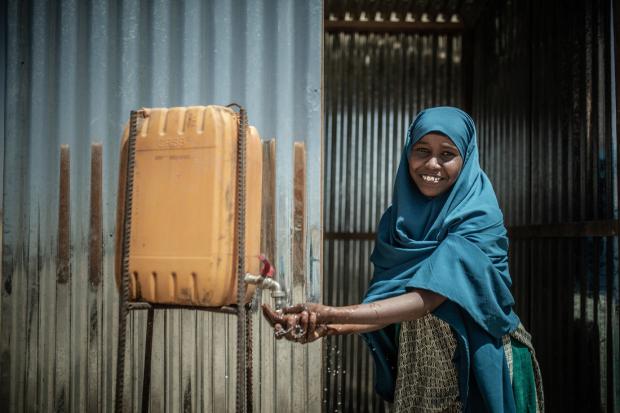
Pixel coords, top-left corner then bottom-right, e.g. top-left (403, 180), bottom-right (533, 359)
top-left (393, 314), bottom-right (544, 413)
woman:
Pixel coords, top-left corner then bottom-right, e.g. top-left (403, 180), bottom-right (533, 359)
top-left (263, 107), bottom-right (544, 412)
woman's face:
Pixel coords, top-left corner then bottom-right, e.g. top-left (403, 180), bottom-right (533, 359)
top-left (408, 133), bottom-right (463, 197)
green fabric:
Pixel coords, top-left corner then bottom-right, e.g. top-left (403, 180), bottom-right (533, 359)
top-left (511, 338), bottom-right (538, 412)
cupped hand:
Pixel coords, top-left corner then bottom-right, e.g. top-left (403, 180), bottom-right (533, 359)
top-left (261, 304), bottom-right (304, 341)
top-left (281, 302), bottom-right (332, 323)
top-left (261, 304), bottom-right (285, 332)
top-left (262, 303), bottom-right (331, 343)
top-left (261, 303), bottom-right (282, 326)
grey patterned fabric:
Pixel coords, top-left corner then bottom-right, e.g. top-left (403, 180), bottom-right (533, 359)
top-left (393, 316), bottom-right (544, 413)
top-left (393, 314), bottom-right (462, 412)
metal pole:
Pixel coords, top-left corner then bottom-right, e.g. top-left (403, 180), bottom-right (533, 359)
top-left (115, 110), bottom-right (140, 413)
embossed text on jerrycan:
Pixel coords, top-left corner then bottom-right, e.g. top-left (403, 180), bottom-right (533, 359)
top-left (115, 105), bottom-right (262, 307)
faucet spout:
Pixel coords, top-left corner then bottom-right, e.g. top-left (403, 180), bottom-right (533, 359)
top-left (244, 273), bottom-right (287, 310)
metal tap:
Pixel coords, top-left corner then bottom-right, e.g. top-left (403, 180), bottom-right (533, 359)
top-left (244, 273), bottom-right (287, 309)
top-left (244, 255), bottom-right (287, 309)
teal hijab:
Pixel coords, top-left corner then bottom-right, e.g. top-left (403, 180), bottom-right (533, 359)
top-left (362, 107), bottom-right (520, 412)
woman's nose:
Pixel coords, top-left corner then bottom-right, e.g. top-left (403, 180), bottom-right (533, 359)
top-left (426, 156), bottom-right (441, 169)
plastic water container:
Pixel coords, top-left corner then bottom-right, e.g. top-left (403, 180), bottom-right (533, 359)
top-left (115, 106), bottom-right (262, 307)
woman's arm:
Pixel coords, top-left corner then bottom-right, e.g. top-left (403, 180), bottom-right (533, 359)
top-left (285, 289), bottom-right (446, 326)
top-left (262, 306), bottom-right (389, 342)
top-left (325, 323), bottom-right (388, 335)
top-left (262, 289), bottom-right (446, 342)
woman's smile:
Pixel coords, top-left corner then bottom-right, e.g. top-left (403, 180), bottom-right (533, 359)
top-left (420, 174), bottom-right (443, 184)
top-left (408, 133), bottom-right (463, 197)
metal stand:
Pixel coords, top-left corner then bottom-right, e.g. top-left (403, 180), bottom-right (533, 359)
top-left (114, 107), bottom-right (253, 413)
top-left (116, 302), bottom-right (251, 412)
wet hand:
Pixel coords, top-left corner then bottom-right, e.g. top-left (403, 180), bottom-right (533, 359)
top-left (283, 303), bottom-right (334, 343)
top-left (262, 303), bottom-right (329, 343)
top-left (261, 304), bottom-right (301, 340)
top-left (276, 317), bottom-right (330, 344)
top-left (261, 304), bottom-right (285, 336)
top-left (282, 303), bottom-right (331, 323)
top-left (295, 324), bottom-right (330, 343)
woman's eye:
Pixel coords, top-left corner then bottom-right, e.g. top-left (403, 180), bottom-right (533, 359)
top-left (442, 152), bottom-right (456, 158)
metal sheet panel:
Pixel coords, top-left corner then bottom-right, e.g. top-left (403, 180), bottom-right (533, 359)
top-left (0, 0), bottom-right (322, 412)
top-left (324, 0), bottom-right (619, 411)
top-left (472, 0), bottom-right (619, 411)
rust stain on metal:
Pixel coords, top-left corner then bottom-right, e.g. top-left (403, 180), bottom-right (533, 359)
top-left (56, 145), bottom-right (71, 284)
top-left (89, 144), bottom-right (103, 287)
top-left (183, 381), bottom-right (192, 413)
top-left (292, 142), bottom-right (306, 287)
top-left (260, 140), bottom-right (277, 261)
top-left (89, 302), bottom-right (98, 344)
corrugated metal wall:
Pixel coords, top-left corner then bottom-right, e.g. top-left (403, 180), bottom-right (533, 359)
top-left (0, 1), bottom-right (323, 412)
top-left (323, 30), bottom-right (463, 412)
top-left (324, 0), bottom-right (619, 412)
top-left (473, 0), bottom-right (619, 411)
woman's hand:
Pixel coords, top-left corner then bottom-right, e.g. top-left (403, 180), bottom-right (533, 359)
top-left (279, 302), bottom-right (334, 342)
top-left (261, 304), bottom-right (300, 341)
top-left (261, 303), bottom-right (389, 343)
top-left (279, 302), bottom-right (334, 339)
top-left (262, 303), bottom-right (330, 343)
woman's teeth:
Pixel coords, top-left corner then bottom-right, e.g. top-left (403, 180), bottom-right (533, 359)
top-left (421, 175), bottom-right (441, 183)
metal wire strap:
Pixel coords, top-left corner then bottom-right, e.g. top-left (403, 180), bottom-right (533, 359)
top-left (229, 104), bottom-right (249, 413)
top-left (115, 110), bottom-right (141, 413)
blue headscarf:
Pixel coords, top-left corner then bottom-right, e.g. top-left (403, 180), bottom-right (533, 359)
top-left (362, 107), bottom-right (520, 412)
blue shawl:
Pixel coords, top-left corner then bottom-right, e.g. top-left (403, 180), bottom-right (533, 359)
top-left (362, 107), bottom-right (520, 412)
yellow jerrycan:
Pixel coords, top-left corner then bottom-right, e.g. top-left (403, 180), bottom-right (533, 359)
top-left (115, 105), bottom-right (262, 307)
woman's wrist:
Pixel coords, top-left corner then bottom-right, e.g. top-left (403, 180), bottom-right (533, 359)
top-left (319, 304), bottom-right (340, 324)
top-left (318, 304), bottom-right (364, 324)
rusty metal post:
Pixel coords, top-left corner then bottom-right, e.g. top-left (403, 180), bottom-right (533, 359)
top-left (115, 111), bottom-right (141, 413)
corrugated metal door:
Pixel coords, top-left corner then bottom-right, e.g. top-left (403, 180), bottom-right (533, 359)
top-left (323, 29), bottom-right (463, 412)
top-left (473, 0), bottom-right (619, 411)
top-left (323, 0), bottom-right (619, 412)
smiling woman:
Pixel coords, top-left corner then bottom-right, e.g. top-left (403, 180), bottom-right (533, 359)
top-left (408, 133), bottom-right (464, 198)
top-left (264, 106), bottom-right (545, 412)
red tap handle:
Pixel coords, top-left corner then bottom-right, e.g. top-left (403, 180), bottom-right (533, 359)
top-left (258, 254), bottom-right (275, 278)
